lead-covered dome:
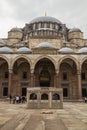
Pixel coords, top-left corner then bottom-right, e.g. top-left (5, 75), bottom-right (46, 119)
top-left (17, 47), bottom-right (32, 53)
top-left (36, 42), bottom-right (55, 49)
top-left (58, 47), bottom-right (74, 53)
top-left (69, 27), bottom-right (81, 33)
top-left (30, 16), bottom-right (62, 24)
top-left (24, 16), bottom-right (66, 39)
top-left (78, 47), bottom-right (87, 53)
top-left (10, 27), bottom-right (22, 32)
top-left (0, 46), bottom-right (13, 53)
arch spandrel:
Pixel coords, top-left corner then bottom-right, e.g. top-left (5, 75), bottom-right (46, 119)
top-left (11, 55), bottom-right (32, 69)
top-left (33, 55), bottom-right (56, 70)
top-left (58, 55), bottom-right (79, 70)
top-left (80, 56), bottom-right (87, 71)
top-left (80, 56), bottom-right (87, 65)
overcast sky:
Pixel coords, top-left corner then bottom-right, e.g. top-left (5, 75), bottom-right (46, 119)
top-left (0, 0), bottom-right (87, 38)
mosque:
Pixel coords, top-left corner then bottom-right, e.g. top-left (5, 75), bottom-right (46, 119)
top-left (0, 15), bottom-right (87, 100)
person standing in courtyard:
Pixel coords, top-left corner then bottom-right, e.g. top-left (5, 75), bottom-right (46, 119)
top-left (16, 95), bottom-right (19, 103)
top-left (84, 97), bottom-right (87, 103)
top-left (9, 95), bottom-right (12, 104)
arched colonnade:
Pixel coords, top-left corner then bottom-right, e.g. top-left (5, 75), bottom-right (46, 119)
top-left (0, 54), bottom-right (86, 100)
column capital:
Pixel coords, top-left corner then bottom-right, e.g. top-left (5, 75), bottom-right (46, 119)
top-left (30, 69), bottom-right (34, 74)
top-left (9, 69), bottom-right (13, 73)
top-left (77, 69), bottom-right (81, 75)
top-left (55, 70), bottom-right (59, 74)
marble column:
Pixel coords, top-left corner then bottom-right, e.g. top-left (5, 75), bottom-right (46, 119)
top-left (49, 92), bottom-right (52, 108)
top-left (37, 92), bottom-right (41, 108)
top-left (77, 70), bottom-right (82, 99)
top-left (55, 70), bottom-right (59, 88)
top-left (30, 69), bottom-right (34, 87)
top-left (8, 69), bottom-right (13, 96)
top-left (27, 92), bottom-right (30, 108)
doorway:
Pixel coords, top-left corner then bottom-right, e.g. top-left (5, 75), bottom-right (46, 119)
top-left (34, 58), bottom-right (55, 87)
top-left (22, 88), bottom-right (26, 96)
top-left (82, 88), bottom-right (87, 97)
top-left (39, 70), bottom-right (50, 87)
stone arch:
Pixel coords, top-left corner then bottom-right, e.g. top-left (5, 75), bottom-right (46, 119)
top-left (58, 55), bottom-right (78, 70)
top-left (34, 56), bottom-right (56, 87)
top-left (11, 55), bottom-right (32, 69)
top-left (58, 55), bottom-right (79, 99)
top-left (33, 55), bottom-right (56, 70)
top-left (30, 93), bottom-right (37, 100)
top-left (0, 55), bottom-right (9, 68)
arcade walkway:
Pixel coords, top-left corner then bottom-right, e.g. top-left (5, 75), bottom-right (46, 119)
top-left (0, 101), bottom-right (87, 130)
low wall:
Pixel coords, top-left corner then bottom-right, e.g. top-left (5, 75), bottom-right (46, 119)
top-left (27, 87), bottom-right (63, 109)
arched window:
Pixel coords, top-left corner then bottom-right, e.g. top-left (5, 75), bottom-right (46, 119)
top-left (52, 93), bottom-right (60, 100)
top-left (41, 93), bottom-right (48, 100)
top-left (30, 93), bottom-right (37, 100)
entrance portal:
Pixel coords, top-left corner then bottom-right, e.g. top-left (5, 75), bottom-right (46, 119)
top-left (39, 70), bottom-right (50, 87)
top-left (34, 58), bottom-right (55, 87)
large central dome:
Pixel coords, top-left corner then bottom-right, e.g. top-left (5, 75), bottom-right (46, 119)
top-left (30, 16), bottom-right (62, 24)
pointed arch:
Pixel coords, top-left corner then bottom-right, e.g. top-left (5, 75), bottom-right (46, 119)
top-left (34, 56), bottom-right (56, 87)
top-left (58, 55), bottom-right (78, 70)
top-left (11, 55), bottom-right (32, 69)
top-left (33, 55), bottom-right (56, 70)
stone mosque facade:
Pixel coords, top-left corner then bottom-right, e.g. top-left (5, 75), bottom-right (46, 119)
top-left (0, 16), bottom-right (87, 100)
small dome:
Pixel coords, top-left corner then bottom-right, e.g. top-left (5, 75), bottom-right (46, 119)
top-left (58, 47), bottom-right (74, 53)
top-left (78, 47), bottom-right (87, 53)
top-left (69, 27), bottom-right (81, 33)
top-left (30, 16), bottom-right (62, 24)
top-left (17, 47), bottom-right (32, 53)
top-left (36, 42), bottom-right (55, 49)
top-left (10, 27), bottom-right (22, 32)
top-left (0, 46), bottom-right (13, 53)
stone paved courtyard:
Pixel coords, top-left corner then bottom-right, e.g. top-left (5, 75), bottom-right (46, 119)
top-left (0, 101), bottom-right (87, 130)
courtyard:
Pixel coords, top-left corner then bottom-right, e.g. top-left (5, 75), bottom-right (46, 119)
top-left (0, 101), bottom-right (87, 130)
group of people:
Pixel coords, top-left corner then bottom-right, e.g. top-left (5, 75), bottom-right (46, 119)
top-left (9, 95), bottom-right (26, 104)
top-left (84, 97), bottom-right (87, 103)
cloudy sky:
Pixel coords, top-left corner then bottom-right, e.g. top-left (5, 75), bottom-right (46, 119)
top-left (0, 0), bottom-right (87, 38)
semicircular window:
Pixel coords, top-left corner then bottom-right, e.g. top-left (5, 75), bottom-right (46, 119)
top-left (30, 93), bottom-right (37, 100)
top-left (41, 93), bottom-right (48, 100)
top-left (52, 93), bottom-right (60, 100)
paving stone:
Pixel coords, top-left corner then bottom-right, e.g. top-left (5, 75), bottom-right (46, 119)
top-left (0, 101), bottom-right (87, 130)
top-left (45, 119), bottom-right (68, 130)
